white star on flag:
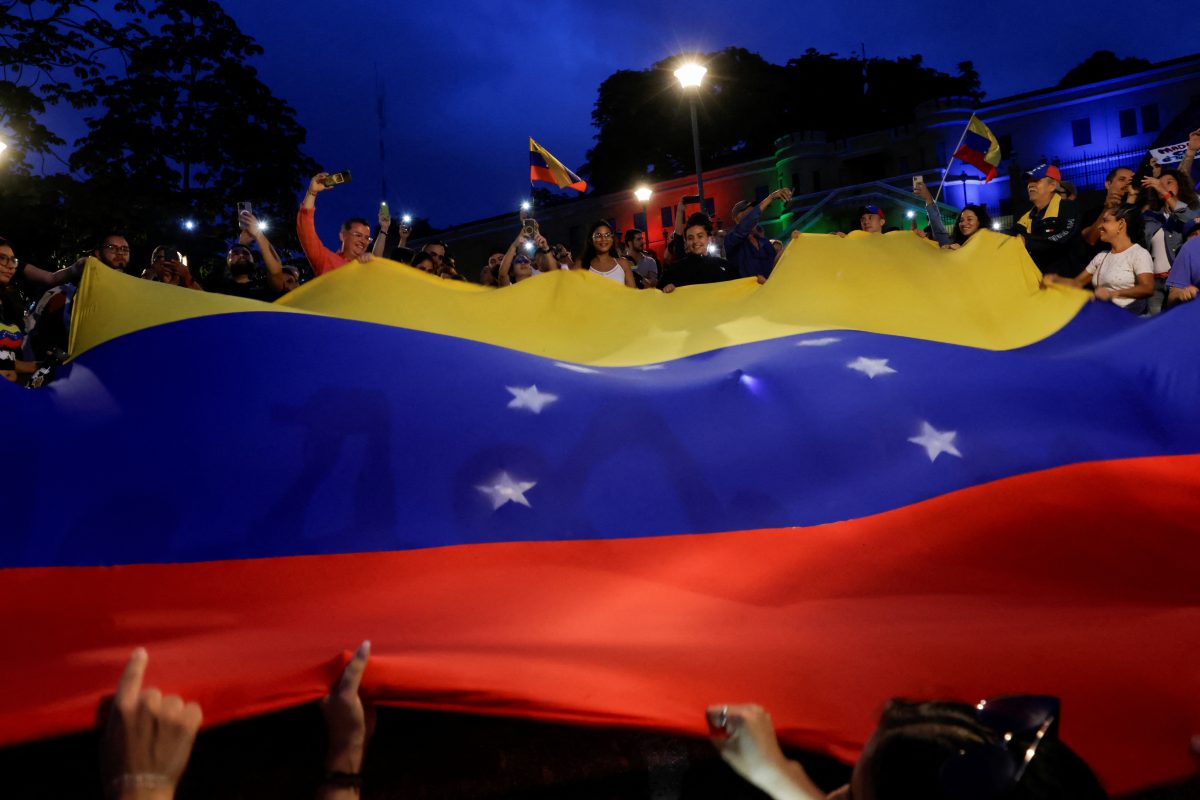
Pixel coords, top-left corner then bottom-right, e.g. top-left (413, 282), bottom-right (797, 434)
top-left (908, 422), bottom-right (963, 462)
top-left (796, 337), bottom-right (841, 347)
top-left (847, 357), bottom-right (897, 378)
top-left (506, 385), bottom-right (558, 414)
top-left (476, 472), bottom-right (537, 509)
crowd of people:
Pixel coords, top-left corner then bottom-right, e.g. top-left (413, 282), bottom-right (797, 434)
top-left (98, 644), bottom-right (1113, 800)
top-left (2, 132), bottom-right (1199, 389)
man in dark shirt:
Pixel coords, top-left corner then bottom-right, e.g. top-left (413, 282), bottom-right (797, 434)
top-left (1015, 164), bottom-right (1080, 279)
top-left (215, 212), bottom-right (291, 302)
top-left (1079, 166), bottom-right (1136, 263)
top-left (659, 213), bottom-right (741, 292)
top-left (726, 188), bottom-right (793, 279)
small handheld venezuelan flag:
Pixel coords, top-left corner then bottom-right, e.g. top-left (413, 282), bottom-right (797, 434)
top-left (952, 115), bottom-right (1002, 182)
top-left (529, 137), bottom-right (588, 192)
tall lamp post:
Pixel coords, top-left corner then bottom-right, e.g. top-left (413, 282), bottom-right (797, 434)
top-left (633, 184), bottom-right (652, 235)
top-left (674, 62), bottom-right (707, 210)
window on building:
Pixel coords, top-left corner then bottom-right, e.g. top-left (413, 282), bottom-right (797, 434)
top-left (1072, 118), bottom-right (1092, 147)
top-left (660, 206), bottom-right (673, 229)
top-left (1118, 109), bottom-right (1138, 138)
top-left (633, 211), bottom-right (647, 233)
top-left (754, 185), bottom-right (769, 202)
top-left (1141, 104), bottom-right (1160, 132)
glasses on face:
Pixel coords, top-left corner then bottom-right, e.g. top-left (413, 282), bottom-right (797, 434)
top-left (592, 232), bottom-right (613, 240)
top-left (0, 254), bottom-right (15, 267)
top-left (103, 244), bottom-right (131, 254)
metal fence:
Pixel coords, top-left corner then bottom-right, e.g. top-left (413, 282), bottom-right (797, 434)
top-left (1048, 147), bottom-right (1148, 192)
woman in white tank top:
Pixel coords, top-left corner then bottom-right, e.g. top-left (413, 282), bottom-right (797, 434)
top-left (575, 220), bottom-right (636, 287)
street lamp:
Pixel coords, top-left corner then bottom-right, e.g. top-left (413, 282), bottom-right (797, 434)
top-left (633, 185), bottom-right (652, 242)
top-left (182, 219), bottom-right (196, 231)
top-left (674, 61), bottom-right (707, 209)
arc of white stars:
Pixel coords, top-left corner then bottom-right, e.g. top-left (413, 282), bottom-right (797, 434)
top-left (506, 385), bottom-right (558, 414)
top-left (908, 422), bottom-right (962, 462)
top-left (847, 356), bottom-right (897, 378)
top-left (475, 472), bottom-right (537, 509)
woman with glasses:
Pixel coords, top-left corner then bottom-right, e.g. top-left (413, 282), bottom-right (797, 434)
top-left (575, 220), bottom-right (636, 287)
top-left (498, 222), bottom-right (558, 287)
top-left (0, 238), bottom-right (37, 383)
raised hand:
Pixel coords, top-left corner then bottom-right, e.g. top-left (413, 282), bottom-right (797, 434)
top-left (308, 173), bottom-right (332, 195)
top-left (320, 641), bottom-right (374, 774)
top-left (102, 648), bottom-right (202, 800)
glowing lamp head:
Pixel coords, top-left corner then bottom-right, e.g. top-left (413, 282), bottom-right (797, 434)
top-left (706, 242), bottom-right (718, 255)
top-left (520, 201), bottom-right (531, 212)
top-left (674, 62), bottom-right (707, 89)
top-left (0, 139), bottom-right (8, 155)
top-left (182, 219), bottom-right (196, 231)
top-left (906, 210), bottom-right (916, 219)
top-left (258, 219), bottom-right (270, 232)
top-left (634, 185), bottom-right (652, 204)
top-left (992, 221), bottom-right (1001, 230)
top-left (401, 214), bottom-right (413, 224)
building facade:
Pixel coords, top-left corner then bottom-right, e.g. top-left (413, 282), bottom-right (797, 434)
top-left (430, 55), bottom-right (1200, 275)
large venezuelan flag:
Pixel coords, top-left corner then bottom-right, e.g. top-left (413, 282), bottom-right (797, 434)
top-left (2, 232), bottom-right (1198, 794)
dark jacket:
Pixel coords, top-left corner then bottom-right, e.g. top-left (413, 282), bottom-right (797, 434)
top-left (1016, 194), bottom-right (1080, 278)
top-left (659, 252), bottom-right (740, 289)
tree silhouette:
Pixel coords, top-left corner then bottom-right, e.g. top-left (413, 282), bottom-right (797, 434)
top-left (1057, 50), bottom-right (1152, 89)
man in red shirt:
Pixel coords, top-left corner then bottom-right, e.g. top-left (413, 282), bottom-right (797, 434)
top-left (296, 172), bottom-right (374, 276)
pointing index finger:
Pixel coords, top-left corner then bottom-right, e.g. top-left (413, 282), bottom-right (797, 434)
top-left (337, 640), bottom-right (370, 696)
top-left (115, 647), bottom-right (148, 706)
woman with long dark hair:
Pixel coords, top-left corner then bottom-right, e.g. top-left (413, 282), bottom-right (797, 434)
top-left (0, 237), bottom-right (36, 383)
top-left (1043, 204), bottom-right (1153, 314)
top-left (947, 204), bottom-right (993, 249)
top-left (575, 220), bottom-right (635, 287)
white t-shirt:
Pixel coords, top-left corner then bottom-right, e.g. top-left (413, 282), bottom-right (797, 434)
top-left (589, 261), bottom-right (626, 284)
top-left (1085, 244), bottom-right (1153, 308)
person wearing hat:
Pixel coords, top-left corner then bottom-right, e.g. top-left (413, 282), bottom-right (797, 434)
top-left (1016, 163), bottom-right (1080, 279)
top-left (859, 205), bottom-right (888, 234)
top-left (726, 188), bottom-right (793, 279)
top-left (1165, 218), bottom-right (1200, 309)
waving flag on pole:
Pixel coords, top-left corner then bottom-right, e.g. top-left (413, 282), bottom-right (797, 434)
top-left (529, 137), bottom-right (588, 192)
top-left (952, 114), bottom-right (1003, 182)
top-left (2, 233), bottom-right (1199, 796)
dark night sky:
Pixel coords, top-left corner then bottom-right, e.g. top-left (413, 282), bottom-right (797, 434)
top-left (222, 3), bottom-right (1194, 239)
